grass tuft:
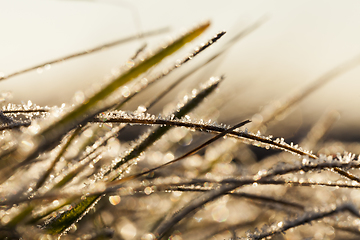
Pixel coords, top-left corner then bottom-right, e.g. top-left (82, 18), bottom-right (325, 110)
top-left (1, 13), bottom-right (360, 240)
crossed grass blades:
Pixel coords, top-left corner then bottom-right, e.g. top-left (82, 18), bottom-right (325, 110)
top-left (1, 17), bottom-right (360, 240)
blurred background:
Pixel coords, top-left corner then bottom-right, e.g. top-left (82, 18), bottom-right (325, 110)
top-left (1, 0), bottom-right (360, 142)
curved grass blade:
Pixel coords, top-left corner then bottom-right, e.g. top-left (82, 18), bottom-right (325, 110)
top-left (92, 112), bottom-right (317, 158)
top-left (107, 119), bottom-right (251, 186)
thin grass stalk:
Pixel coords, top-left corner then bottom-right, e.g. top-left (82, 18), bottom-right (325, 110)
top-left (0, 21), bottom-right (210, 184)
top-left (107, 119), bottom-right (251, 187)
top-left (0, 27), bottom-right (169, 81)
top-left (93, 113), bottom-right (317, 158)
